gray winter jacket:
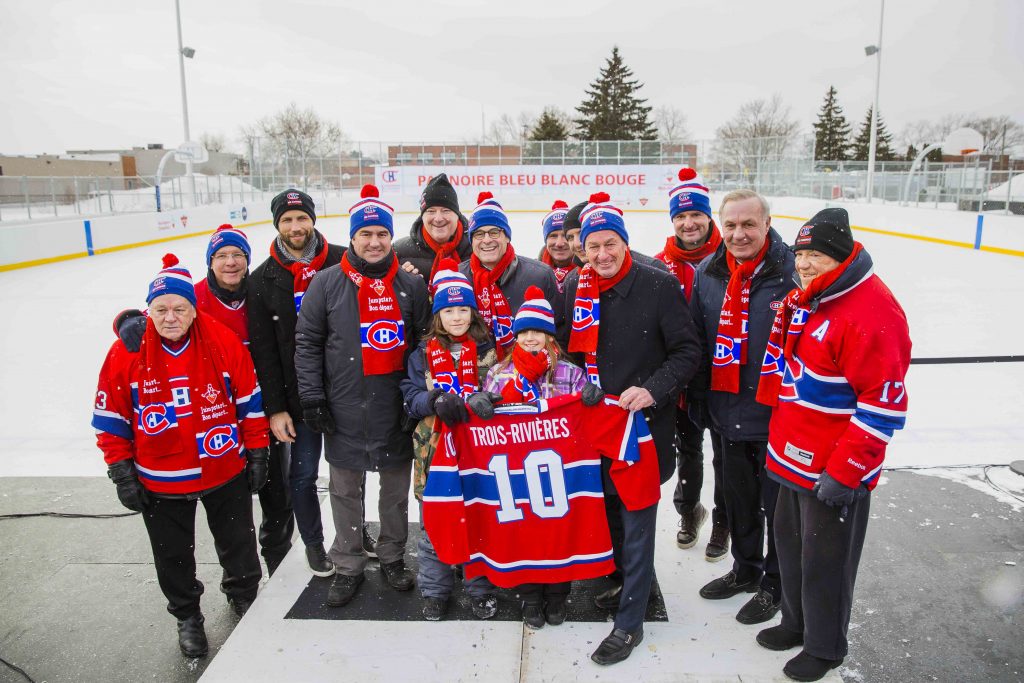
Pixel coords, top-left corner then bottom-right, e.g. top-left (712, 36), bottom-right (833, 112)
top-left (294, 260), bottom-right (431, 470)
top-left (689, 228), bottom-right (796, 442)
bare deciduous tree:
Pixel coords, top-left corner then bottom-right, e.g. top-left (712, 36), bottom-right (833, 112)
top-left (654, 105), bottom-right (691, 144)
top-left (249, 103), bottom-right (346, 184)
top-left (714, 94), bottom-right (800, 170)
top-left (483, 112), bottom-right (536, 145)
top-left (198, 132), bottom-right (227, 154)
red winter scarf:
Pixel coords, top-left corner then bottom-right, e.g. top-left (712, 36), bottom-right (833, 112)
top-left (568, 250), bottom-right (634, 388)
top-left (426, 335), bottom-right (479, 399)
top-left (134, 314), bottom-right (232, 461)
top-left (471, 245), bottom-right (516, 359)
top-left (270, 231), bottom-right (329, 313)
top-left (540, 248), bottom-right (578, 288)
top-left (756, 243), bottom-right (863, 406)
top-left (340, 252), bottom-right (407, 376)
top-left (657, 224), bottom-right (723, 301)
top-left (501, 345), bottom-right (551, 403)
top-left (710, 236), bottom-right (771, 394)
top-left (424, 221), bottom-right (465, 287)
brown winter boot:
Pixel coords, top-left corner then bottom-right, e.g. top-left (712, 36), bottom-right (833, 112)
top-left (705, 523), bottom-right (730, 562)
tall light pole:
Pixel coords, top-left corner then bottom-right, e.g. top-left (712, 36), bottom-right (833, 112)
top-left (175, 0), bottom-right (196, 207)
top-left (864, 0), bottom-right (885, 203)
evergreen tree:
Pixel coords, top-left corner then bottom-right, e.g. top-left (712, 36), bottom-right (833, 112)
top-left (904, 144), bottom-right (917, 161)
top-left (812, 86), bottom-right (852, 161)
top-left (851, 107), bottom-right (896, 161)
top-left (529, 107), bottom-right (570, 141)
top-left (574, 47), bottom-right (657, 140)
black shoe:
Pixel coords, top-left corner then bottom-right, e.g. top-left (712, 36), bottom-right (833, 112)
top-left (305, 543), bottom-right (336, 578)
top-left (176, 613), bottom-right (208, 658)
top-left (591, 628), bottom-right (644, 666)
top-left (736, 588), bottom-right (782, 625)
top-left (422, 596), bottom-right (448, 621)
top-left (594, 584), bottom-right (622, 610)
top-left (545, 600), bottom-right (567, 626)
top-left (677, 502), bottom-right (708, 549)
top-left (471, 595), bottom-right (497, 620)
top-left (522, 603), bottom-right (545, 630)
top-left (381, 559), bottom-right (415, 591)
top-left (699, 570), bottom-right (758, 600)
top-left (783, 651), bottom-right (844, 682)
top-left (227, 595), bottom-right (254, 618)
top-left (362, 524), bottom-right (378, 559)
top-left (265, 553), bottom-right (285, 577)
top-left (757, 625), bottom-right (804, 651)
top-left (705, 524), bottom-right (730, 562)
top-left (326, 572), bottom-right (365, 607)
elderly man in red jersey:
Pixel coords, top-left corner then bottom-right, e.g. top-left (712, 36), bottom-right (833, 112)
top-left (93, 254), bottom-right (270, 658)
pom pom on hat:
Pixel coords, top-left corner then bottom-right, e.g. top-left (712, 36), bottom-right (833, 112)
top-left (669, 167), bottom-right (712, 219)
top-left (349, 184), bottom-right (394, 237)
top-left (205, 224), bottom-right (251, 266)
top-left (431, 258), bottom-right (478, 314)
top-left (148, 253), bottom-right (196, 305)
top-left (477, 191), bottom-right (494, 204)
top-left (579, 193), bottom-right (628, 248)
top-left (542, 199), bottom-right (570, 238)
top-left (469, 191), bottom-right (511, 239)
top-left (589, 191), bottom-right (610, 204)
top-left (513, 286), bottom-right (555, 337)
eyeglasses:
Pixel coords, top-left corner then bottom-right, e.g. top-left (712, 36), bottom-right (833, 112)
top-left (212, 251), bottom-right (247, 263)
top-left (472, 228), bottom-right (506, 241)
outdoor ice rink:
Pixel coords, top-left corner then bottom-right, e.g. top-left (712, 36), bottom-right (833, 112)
top-left (0, 207), bottom-right (1021, 682)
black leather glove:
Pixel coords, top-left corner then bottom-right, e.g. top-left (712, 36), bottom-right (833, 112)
top-left (813, 471), bottom-right (868, 508)
top-left (467, 391), bottom-right (503, 420)
top-left (432, 391), bottom-right (469, 427)
top-left (114, 309), bottom-right (147, 353)
top-left (301, 399), bottom-right (336, 435)
top-left (246, 447), bottom-right (269, 493)
top-left (581, 382), bottom-right (605, 407)
top-left (107, 460), bottom-right (148, 512)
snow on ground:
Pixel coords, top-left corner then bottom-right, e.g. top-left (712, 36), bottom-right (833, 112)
top-left (0, 209), bottom-right (1021, 506)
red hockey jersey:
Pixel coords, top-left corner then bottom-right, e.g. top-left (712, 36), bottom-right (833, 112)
top-left (92, 315), bottom-right (269, 495)
top-left (422, 394), bottom-right (660, 588)
top-left (194, 279), bottom-right (249, 344)
top-left (767, 268), bottom-right (910, 492)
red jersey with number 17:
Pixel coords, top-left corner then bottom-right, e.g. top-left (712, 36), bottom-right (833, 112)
top-left (422, 394), bottom-right (660, 588)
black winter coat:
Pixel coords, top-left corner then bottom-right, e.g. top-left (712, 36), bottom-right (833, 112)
top-left (689, 228), bottom-right (796, 442)
top-left (294, 261), bottom-right (431, 471)
top-left (247, 243), bottom-right (346, 420)
top-left (393, 217), bottom-right (472, 281)
top-left (559, 261), bottom-right (702, 483)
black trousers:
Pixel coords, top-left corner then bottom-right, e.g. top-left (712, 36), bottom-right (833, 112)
top-left (517, 581), bottom-right (571, 606)
top-left (673, 413), bottom-right (727, 527)
top-left (775, 485), bottom-right (870, 660)
top-left (604, 493), bottom-right (658, 634)
top-left (257, 440), bottom-right (295, 570)
top-left (141, 473), bottom-right (262, 620)
top-left (716, 434), bottom-right (780, 598)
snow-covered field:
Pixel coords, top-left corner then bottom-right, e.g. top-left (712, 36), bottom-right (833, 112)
top-left (1, 208), bottom-right (1020, 504)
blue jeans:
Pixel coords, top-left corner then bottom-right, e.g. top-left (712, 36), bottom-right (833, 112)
top-left (289, 422), bottom-right (324, 546)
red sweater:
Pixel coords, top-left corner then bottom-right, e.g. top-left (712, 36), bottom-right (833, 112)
top-left (194, 278), bottom-right (249, 344)
top-left (93, 315), bottom-right (269, 494)
top-left (767, 270), bottom-right (910, 492)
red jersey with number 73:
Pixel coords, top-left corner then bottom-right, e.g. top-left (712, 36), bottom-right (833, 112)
top-left (422, 394), bottom-right (660, 588)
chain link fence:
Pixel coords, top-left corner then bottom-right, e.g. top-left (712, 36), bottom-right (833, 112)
top-left (3, 135), bottom-right (1020, 221)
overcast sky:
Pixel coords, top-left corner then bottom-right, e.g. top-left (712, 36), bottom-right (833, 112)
top-left (1, 0), bottom-right (1021, 156)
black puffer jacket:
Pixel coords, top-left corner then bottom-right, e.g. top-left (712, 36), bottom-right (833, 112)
top-left (393, 216), bottom-right (472, 281)
top-left (247, 243), bottom-right (346, 420)
top-left (689, 229), bottom-right (796, 442)
top-left (294, 255), bottom-right (431, 471)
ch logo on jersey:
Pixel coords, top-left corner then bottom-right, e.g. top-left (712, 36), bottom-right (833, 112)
top-left (363, 320), bottom-right (404, 351)
top-left (493, 316), bottom-right (513, 346)
top-left (197, 424), bottom-right (238, 458)
top-left (779, 357), bottom-right (805, 401)
top-left (760, 341), bottom-right (785, 376)
top-left (572, 299), bottom-right (598, 331)
top-left (139, 403), bottom-right (175, 435)
top-left (713, 335), bottom-right (740, 367)
top-left (791, 308), bottom-right (809, 327)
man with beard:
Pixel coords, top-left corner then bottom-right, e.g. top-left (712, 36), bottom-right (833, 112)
top-left (653, 169), bottom-right (730, 563)
top-left (295, 185), bottom-right (431, 607)
top-left (537, 199), bottom-right (577, 294)
top-left (394, 173), bottom-right (472, 283)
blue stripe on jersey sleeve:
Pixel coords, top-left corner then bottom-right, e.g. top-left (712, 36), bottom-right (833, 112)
top-left (236, 388), bottom-right (263, 419)
top-left (853, 406), bottom-right (905, 439)
top-left (92, 413), bottom-right (134, 440)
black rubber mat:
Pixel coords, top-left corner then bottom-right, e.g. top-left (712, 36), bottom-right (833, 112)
top-left (284, 523), bottom-right (668, 623)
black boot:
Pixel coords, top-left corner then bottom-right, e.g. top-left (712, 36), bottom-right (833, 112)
top-left (783, 651), bottom-right (844, 682)
top-left (176, 613), bottom-right (208, 658)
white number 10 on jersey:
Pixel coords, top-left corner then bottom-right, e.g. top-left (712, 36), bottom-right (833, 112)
top-left (488, 449), bottom-right (570, 522)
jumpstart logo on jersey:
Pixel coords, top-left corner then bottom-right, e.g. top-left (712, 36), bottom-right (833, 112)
top-left (362, 319), bottom-right (405, 351)
top-left (572, 298), bottom-right (598, 332)
top-left (201, 383), bottom-right (220, 404)
top-left (138, 403), bottom-right (177, 435)
top-left (713, 334), bottom-right (741, 366)
top-left (196, 424), bottom-right (239, 458)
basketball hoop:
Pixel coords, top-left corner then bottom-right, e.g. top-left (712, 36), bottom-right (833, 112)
top-left (943, 127), bottom-right (984, 157)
